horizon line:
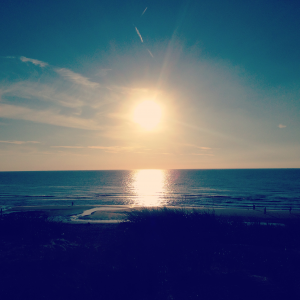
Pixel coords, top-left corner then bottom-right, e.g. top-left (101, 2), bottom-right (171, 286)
top-left (1, 168), bottom-right (300, 172)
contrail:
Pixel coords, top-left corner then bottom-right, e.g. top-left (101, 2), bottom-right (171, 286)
top-left (147, 49), bottom-right (154, 58)
top-left (135, 26), bottom-right (143, 43)
top-left (141, 7), bottom-right (147, 16)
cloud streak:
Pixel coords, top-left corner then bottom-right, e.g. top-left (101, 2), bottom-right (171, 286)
top-left (55, 68), bottom-right (99, 88)
top-left (52, 145), bottom-right (136, 153)
top-left (135, 27), bottom-right (143, 43)
top-left (278, 124), bottom-right (286, 128)
top-left (0, 140), bottom-right (40, 144)
top-left (0, 58), bottom-right (140, 132)
top-left (183, 143), bottom-right (211, 150)
top-left (0, 104), bottom-right (104, 130)
top-left (96, 69), bottom-right (112, 77)
top-left (51, 146), bottom-right (85, 149)
top-left (20, 56), bottom-right (48, 67)
top-left (189, 153), bottom-right (214, 156)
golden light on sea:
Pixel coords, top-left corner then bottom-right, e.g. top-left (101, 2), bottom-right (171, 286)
top-left (132, 169), bottom-right (166, 206)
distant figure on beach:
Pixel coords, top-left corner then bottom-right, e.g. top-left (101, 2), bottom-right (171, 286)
top-left (253, 204), bottom-right (255, 210)
top-left (264, 207), bottom-right (266, 214)
top-left (72, 202), bottom-right (74, 206)
top-left (289, 207), bottom-right (292, 213)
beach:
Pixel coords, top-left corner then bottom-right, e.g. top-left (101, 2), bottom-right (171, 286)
top-left (5, 204), bottom-right (300, 224)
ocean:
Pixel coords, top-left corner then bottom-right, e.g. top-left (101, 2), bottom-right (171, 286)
top-left (0, 169), bottom-right (300, 210)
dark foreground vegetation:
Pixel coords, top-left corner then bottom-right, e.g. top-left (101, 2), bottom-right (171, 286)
top-left (0, 208), bottom-right (300, 300)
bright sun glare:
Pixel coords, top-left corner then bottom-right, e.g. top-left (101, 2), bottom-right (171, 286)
top-left (133, 100), bottom-right (162, 130)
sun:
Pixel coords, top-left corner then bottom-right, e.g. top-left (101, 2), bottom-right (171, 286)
top-left (133, 100), bottom-right (162, 130)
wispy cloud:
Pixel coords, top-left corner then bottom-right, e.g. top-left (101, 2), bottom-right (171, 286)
top-left (20, 56), bottom-right (48, 67)
top-left (89, 146), bottom-right (134, 153)
top-left (278, 124), bottom-right (286, 128)
top-left (55, 68), bottom-right (99, 88)
top-left (0, 58), bottom-right (147, 132)
top-left (2, 81), bottom-right (86, 108)
top-left (177, 143), bottom-right (213, 156)
top-left (0, 140), bottom-right (40, 144)
top-left (189, 153), bottom-right (214, 156)
top-left (52, 145), bottom-right (136, 153)
top-left (183, 143), bottom-right (211, 150)
top-left (0, 104), bottom-right (104, 130)
top-left (141, 7), bottom-right (147, 16)
top-left (96, 69), bottom-right (112, 77)
top-left (51, 146), bottom-right (85, 149)
top-left (135, 27), bottom-right (143, 43)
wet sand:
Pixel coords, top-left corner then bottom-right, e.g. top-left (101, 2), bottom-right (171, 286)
top-left (5, 205), bottom-right (300, 224)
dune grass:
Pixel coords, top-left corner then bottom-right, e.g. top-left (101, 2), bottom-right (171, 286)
top-left (0, 211), bottom-right (64, 243)
top-left (124, 207), bottom-right (300, 248)
top-left (0, 208), bottom-right (300, 300)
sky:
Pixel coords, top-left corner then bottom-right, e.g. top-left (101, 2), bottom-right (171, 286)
top-left (0, 0), bottom-right (300, 171)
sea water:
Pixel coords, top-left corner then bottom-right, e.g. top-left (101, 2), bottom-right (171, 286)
top-left (0, 169), bottom-right (300, 210)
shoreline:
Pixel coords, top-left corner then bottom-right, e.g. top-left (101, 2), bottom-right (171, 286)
top-left (4, 205), bottom-right (300, 224)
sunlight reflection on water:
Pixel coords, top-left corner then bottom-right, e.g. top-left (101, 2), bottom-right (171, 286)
top-left (132, 169), bottom-right (166, 206)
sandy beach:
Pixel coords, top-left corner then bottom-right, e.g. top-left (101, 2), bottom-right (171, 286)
top-left (5, 205), bottom-right (300, 224)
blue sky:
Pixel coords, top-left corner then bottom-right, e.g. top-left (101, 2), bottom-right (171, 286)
top-left (0, 0), bottom-right (300, 170)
